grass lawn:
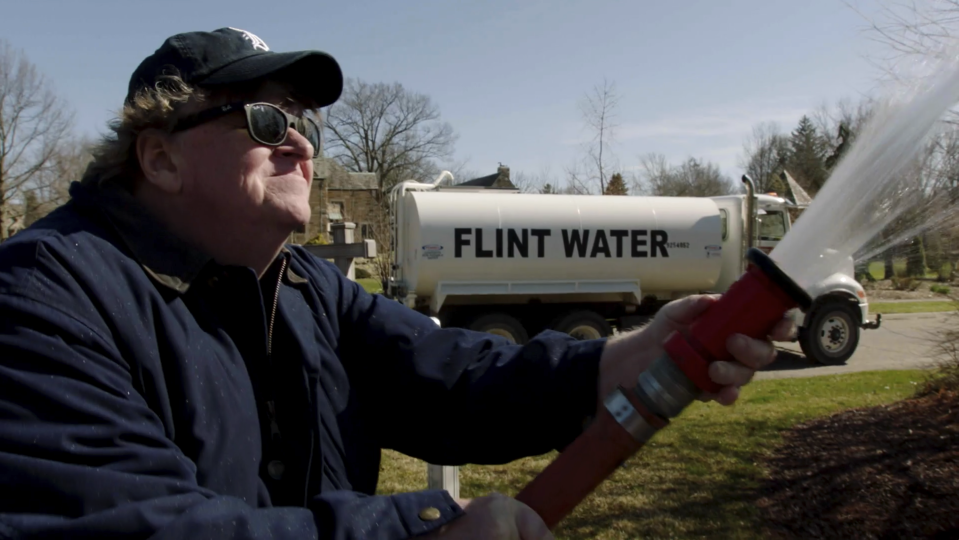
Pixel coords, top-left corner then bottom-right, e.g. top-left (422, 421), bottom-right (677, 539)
top-left (868, 260), bottom-right (906, 280)
top-left (870, 300), bottom-right (957, 314)
top-left (867, 259), bottom-right (950, 280)
top-left (377, 370), bottom-right (927, 539)
top-left (357, 278), bottom-right (383, 294)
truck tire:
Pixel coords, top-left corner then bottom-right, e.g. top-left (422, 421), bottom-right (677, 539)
top-left (551, 310), bottom-right (613, 341)
top-left (799, 300), bottom-right (860, 365)
top-left (469, 313), bottom-right (529, 344)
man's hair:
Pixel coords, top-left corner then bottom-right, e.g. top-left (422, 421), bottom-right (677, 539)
top-left (82, 71), bottom-right (206, 188)
top-left (82, 68), bottom-right (319, 188)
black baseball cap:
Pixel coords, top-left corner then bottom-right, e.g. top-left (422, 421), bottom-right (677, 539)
top-left (126, 27), bottom-right (343, 107)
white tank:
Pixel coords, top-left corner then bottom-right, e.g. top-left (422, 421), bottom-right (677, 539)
top-left (395, 190), bottom-right (725, 298)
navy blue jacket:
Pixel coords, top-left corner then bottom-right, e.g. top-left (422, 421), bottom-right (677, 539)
top-left (0, 181), bottom-right (605, 539)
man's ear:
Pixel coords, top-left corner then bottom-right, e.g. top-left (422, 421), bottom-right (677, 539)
top-left (137, 129), bottom-right (182, 194)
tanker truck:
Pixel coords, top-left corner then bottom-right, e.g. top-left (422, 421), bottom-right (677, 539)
top-left (382, 173), bottom-right (881, 365)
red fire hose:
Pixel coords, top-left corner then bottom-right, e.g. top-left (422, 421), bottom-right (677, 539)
top-left (515, 248), bottom-right (813, 529)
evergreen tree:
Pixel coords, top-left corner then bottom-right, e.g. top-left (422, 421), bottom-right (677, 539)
top-left (603, 173), bottom-right (628, 195)
top-left (788, 116), bottom-right (828, 193)
top-left (540, 183), bottom-right (556, 194)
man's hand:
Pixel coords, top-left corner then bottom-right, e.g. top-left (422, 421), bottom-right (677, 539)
top-left (421, 494), bottom-right (552, 540)
top-left (598, 294), bottom-right (796, 412)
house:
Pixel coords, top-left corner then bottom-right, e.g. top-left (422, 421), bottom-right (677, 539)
top-left (1, 203), bottom-right (26, 241)
top-left (289, 157), bottom-right (381, 245)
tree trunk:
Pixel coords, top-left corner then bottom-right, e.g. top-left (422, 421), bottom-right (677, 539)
top-left (905, 236), bottom-right (927, 277)
top-left (884, 249), bottom-right (895, 279)
top-left (854, 259), bottom-right (870, 281)
top-left (924, 231), bottom-right (945, 280)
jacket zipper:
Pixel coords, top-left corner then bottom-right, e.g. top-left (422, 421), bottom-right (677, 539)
top-left (266, 257), bottom-right (288, 443)
top-left (267, 257), bottom-right (287, 358)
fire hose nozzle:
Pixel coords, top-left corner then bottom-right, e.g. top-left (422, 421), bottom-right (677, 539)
top-left (662, 248), bottom-right (813, 395)
top-left (515, 248), bottom-right (813, 529)
top-left (635, 247), bottom-right (814, 419)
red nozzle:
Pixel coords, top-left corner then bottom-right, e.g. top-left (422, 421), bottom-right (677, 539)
top-left (664, 248), bottom-right (813, 394)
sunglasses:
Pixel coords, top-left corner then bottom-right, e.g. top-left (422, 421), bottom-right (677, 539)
top-left (171, 101), bottom-right (322, 158)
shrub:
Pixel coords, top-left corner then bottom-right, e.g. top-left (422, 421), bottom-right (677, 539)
top-left (891, 276), bottom-right (921, 291)
top-left (931, 284), bottom-right (952, 295)
top-left (916, 309), bottom-right (959, 397)
top-left (354, 266), bottom-right (372, 279)
top-left (939, 262), bottom-right (955, 282)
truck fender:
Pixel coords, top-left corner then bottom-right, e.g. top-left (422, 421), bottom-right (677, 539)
top-left (791, 272), bottom-right (868, 328)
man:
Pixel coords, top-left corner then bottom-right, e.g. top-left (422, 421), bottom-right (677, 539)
top-left (0, 28), bottom-right (792, 539)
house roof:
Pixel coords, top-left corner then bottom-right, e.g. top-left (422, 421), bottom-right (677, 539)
top-left (456, 173), bottom-right (500, 187)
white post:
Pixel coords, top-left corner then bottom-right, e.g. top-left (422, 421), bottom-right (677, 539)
top-left (427, 464), bottom-right (460, 499)
top-left (330, 223), bottom-right (356, 280)
top-left (425, 316), bottom-right (459, 499)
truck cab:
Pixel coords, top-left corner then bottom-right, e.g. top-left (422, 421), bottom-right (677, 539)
top-left (711, 190), bottom-right (879, 365)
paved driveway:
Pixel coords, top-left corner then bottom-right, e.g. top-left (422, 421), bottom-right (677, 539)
top-left (756, 311), bottom-right (957, 380)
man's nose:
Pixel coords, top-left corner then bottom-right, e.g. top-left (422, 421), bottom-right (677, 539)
top-left (278, 127), bottom-right (314, 159)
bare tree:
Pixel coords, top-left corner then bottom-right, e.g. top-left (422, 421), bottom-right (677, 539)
top-left (852, 125), bottom-right (959, 278)
top-left (535, 165), bottom-right (555, 193)
top-left (0, 40), bottom-right (74, 240)
top-left (509, 172), bottom-right (538, 193)
top-left (510, 165), bottom-right (559, 193)
top-left (854, 0), bottom-right (959, 66)
top-left (323, 78), bottom-right (458, 190)
top-left (739, 122), bottom-right (791, 193)
top-left (576, 78), bottom-right (620, 194)
top-left (631, 153), bottom-right (669, 195)
top-left (357, 195), bottom-right (394, 284)
top-left (562, 160), bottom-right (595, 195)
top-left (852, 0), bottom-right (959, 125)
top-left (636, 153), bottom-right (736, 197)
top-left (808, 96), bottom-right (878, 174)
top-left (813, 98), bottom-right (874, 151)
top-left (442, 157), bottom-right (478, 186)
top-left (30, 135), bottom-right (93, 224)
top-left (926, 129), bottom-right (959, 198)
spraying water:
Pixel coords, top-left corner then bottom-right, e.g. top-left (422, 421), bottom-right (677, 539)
top-left (771, 55), bottom-right (959, 290)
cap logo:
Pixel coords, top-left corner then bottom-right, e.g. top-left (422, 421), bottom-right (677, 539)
top-left (228, 28), bottom-right (269, 51)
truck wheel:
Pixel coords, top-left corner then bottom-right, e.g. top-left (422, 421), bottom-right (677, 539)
top-left (551, 311), bottom-right (613, 341)
top-left (469, 313), bottom-right (529, 344)
top-left (799, 301), bottom-right (860, 365)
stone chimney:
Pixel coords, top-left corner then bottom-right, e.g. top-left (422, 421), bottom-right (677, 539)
top-left (494, 163), bottom-right (513, 189)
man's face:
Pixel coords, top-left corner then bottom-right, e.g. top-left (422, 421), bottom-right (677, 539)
top-left (169, 81), bottom-right (315, 236)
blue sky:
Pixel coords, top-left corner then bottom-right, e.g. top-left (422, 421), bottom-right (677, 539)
top-left (2, 0), bottom-right (889, 186)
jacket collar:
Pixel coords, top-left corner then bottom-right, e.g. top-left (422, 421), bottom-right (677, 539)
top-left (69, 180), bottom-right (308, 293)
